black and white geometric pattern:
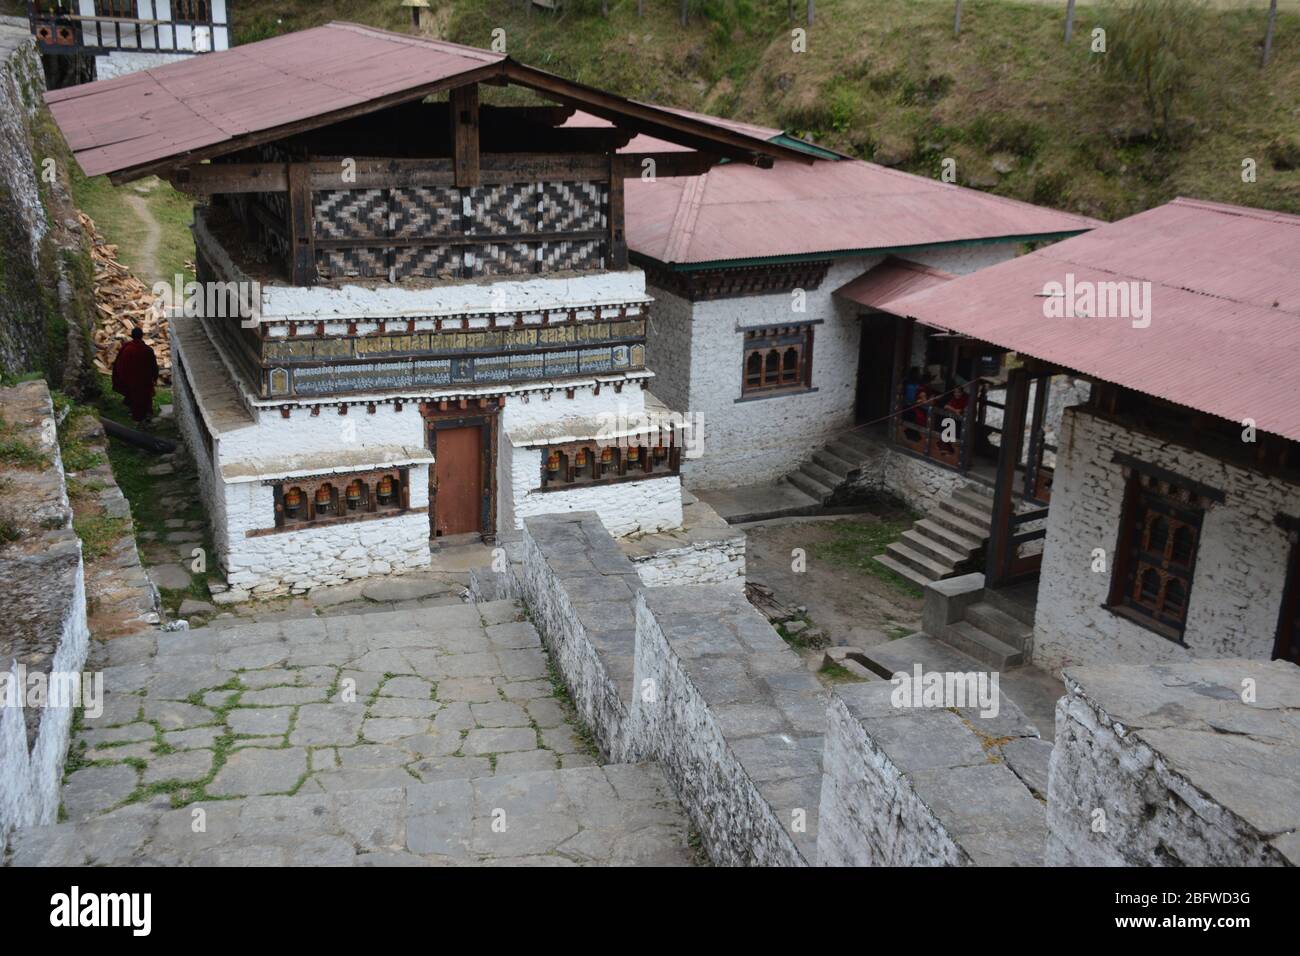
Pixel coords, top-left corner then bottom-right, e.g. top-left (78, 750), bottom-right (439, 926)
top-left (314, 189), bottom-right (388, 240)
top-left (538, 181), bottom-right (606, 232)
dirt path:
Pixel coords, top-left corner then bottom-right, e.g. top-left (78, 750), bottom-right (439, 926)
top-left (124, 191), bottom-right (163, 288)
top-left (743, 516), bottom-right (924, 659)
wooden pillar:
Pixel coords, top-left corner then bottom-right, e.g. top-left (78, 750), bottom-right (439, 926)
top-left (1023, 374), bottom-right (1050, 500)
top-left (985, 367), bottom-right (1029, 587)
top-left (449, 83), bottom-right (480, 188)
top-left (288, 163), bottom-right (316, 287)
top-left (608, 155), bottom-right (627, 269)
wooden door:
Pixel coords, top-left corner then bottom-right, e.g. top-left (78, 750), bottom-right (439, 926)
top-left (1274, 540), bottom-right (1300, 664)
top-left (433, 425), bottom-right (483, 536)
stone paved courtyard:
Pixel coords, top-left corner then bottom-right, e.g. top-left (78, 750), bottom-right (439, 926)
top-left (4, 594), bottom-right (693, 866)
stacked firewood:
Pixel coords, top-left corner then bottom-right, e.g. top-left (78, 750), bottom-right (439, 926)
top-left (82, 212), bottom-right (172, 384)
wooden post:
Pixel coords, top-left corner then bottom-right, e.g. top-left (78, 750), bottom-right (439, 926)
top-left (954, 0), bottom-right (962, 37)
top-left (288, 163), bottom-right (316, 287)
top-left (1064, 0), bottom-right (1076, 42)
top-left (608, 156), bottom-right (627, 269)
top-left (807, 1), bottom-right (814, 26)
top-left (1023, 375), bottom-right (1050, 500)
top-left (449, 83), bottom-right (480, 188)
top-left (985, 367), bottom-right (1029, 588)
top-left (1263, 0), bottom-right (1278, 66)
top-left (681, 0), bottom-right (688, 27)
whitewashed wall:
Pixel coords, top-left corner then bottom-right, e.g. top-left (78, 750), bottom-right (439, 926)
top-left (1034, 407), bottom-right (1300, 671)
top-left (648, 243), bottom-right (1019, 489)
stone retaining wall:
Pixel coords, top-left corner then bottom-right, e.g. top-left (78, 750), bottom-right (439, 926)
top-left (0, 382), bottom-right (91, 850)
top-left (632, 587), bottom-right (823, 865)
top-left (817, 681), bottom-right (1047, 866)
top-left (520, 512), bottom-right (822, 865)
top-left (1046, 659), bottom-right (1299, 867)
top-left (520, 513), bottom-right (646, 763)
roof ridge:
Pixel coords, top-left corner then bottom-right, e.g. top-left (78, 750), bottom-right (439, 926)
top-left (323, 21), bottom-right (504, 62)
top-left (662, 173), bottom-right (709, 265)
top-left (1169, 195), bottom-right (1300, 226)
top-left (850, 159), bottom-right (1104, 228)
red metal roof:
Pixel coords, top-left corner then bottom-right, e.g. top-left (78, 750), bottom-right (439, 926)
top-left (45, 22), bottom-right (802, 180)
top-left (880, 198), bottom-right (1300, 441)
top-left (626, 158), bottom-right (1100, 265)
top-left (834, 257), bottom-right (955, 309)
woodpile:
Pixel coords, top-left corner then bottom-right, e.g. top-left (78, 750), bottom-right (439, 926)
top-left (82, 212), bottom-right (172, 384)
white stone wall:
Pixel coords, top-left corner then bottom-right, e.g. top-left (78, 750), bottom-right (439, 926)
top-left (641, 287), bottom-right (693, 414)
top-left (170, 347), bottom-right (229, 555)
top-left (1046, 660), bottom-right (1299, 866)
top-left (95, 50), bottom-right (193, 81)
top-left (842, 436), bottom-right (974, 514)
top-left (1034, 407), bottom-right (1300, 671)
top-left (627, 537), bottom-right (746, 589)
top-left (219, 475), bottom-right (431, 599)
top-left (656, 243), bottom-right (1019, 489)
top-left (816, 688), bottom-right (968, 867)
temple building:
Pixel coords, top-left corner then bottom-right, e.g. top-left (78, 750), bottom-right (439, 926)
top-left (27, 1), bottom-right (230, 87)
top-left (604, 118), bottom-right (1099, 493)
top-left (45, 22), bottom-right (807, 599)
top-left (880, 198), bottom-right (1300, 670)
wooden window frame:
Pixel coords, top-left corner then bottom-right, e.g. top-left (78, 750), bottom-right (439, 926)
top-left (740, 324), bottom-right (814, 398)
top-left (537, 438), bottom-right (681, 492)
top-left (1106, 469), bottom-right (1205, 642)
top-left (265, 467), bottom-right (411, 533)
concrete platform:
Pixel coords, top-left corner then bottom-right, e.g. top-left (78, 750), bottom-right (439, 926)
top-left (695, 481), bottom-right (819, 524)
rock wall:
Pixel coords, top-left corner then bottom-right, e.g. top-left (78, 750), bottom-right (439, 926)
top-left (0, 381), bottom-right (91, 849)
top-left (520, 513), bottom-right (646, 762)
top-left (840, 435), bottom-right (974, 514)
top-left (1034, 407), bottom-right (1300, 671)
top-left (0, 17), bottom-right (96, 393)
top-left (520, 513), bottom-right (823, 865)
top-left (632, 586), bottom-right (824, 866)
top-left (816, 681), bottom-right (1047, 866)
top-left (1046, 659), bottom-right (1299, 867)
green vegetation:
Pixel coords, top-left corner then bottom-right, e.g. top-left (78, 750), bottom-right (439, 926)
top-left (223, 0), bottom-right (1298, 220)
top-left (72, 513), bottom-right (128, 561)
top-left (0, 413), bottom-right (49, 469)
top-left (68, 170), bottom-right (196, 288)
top-left (818, 660), bottom-right (867, 683)
top-left (811, 515), bottom-right (925, 598)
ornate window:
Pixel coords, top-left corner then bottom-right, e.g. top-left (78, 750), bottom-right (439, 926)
top-left (538, 439), bottom-right (680, 491)
top-left (741, 324), bottom-right (813, 396)
top-left (1108, 470), bottom-right (1204, 639)
top-left (273, 468), bottom-right (408, 530)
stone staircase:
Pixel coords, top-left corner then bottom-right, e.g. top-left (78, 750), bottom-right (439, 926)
top-left (861, 574), bottom-right (1038, 675)
top-left (784, 431), bottom-right (879, 504)
top-left (873, 483), bottom-right (995, 588)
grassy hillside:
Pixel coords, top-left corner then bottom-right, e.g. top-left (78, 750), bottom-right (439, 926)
top-left (230, 0), bottom-right (1299, 220)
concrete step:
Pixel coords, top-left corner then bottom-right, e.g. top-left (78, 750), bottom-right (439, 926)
top-left (800, 460), bottom-right (844, 490)
top-left (827, 439), bottom-right (871, 464)
top-left (964, 601), bottom-right (1032, 651)
top-left (883, 541), bottom-right (952, 580)
top-left (981, 582), bottom-right (1039, 627)
top-left (942, 621), bottom-right (1024, 669)
top-left (952, 488), bottom-right (995, 516)
top-left (871, 552), bottom-right (935, 590)
top-left (836, 431), bottom-right (878, 457)
top-left (899, 528), bottom-right (968, 567)
top-left (938, 496), bottom-right (995, 530)
top-left (787, 469), bottom-right (833, 503)
top-left (914, 519), bottom-right (984, 555)
top-left (812, 448), bottom-right (857, 478)
top-left (960, 481), bottom-right (995, 501)
top-left (928, 507), bottom-right (990, 542)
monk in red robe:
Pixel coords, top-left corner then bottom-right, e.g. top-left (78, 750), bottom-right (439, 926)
top-left (111, 328), bottom-right (159, 424)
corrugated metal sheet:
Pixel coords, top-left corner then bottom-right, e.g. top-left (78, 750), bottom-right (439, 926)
top-left (626, 158), bottom-right (1100, 264)
top-left (45, 22), bottom-right (803, 180)
top-left (48, 23), bottom-right (505, 177)
top-left (564, 107), bottom-right (780, 155)
top-left (880, 198), bottom-right (1300, 441)
top-left (834, 257), bottom-right (955, 308)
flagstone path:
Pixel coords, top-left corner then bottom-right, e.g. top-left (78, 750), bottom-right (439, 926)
top-left (5, 597), bottom-right (692, 866)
